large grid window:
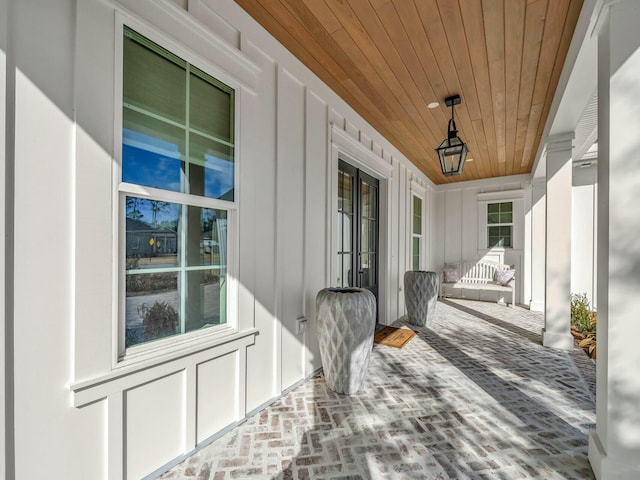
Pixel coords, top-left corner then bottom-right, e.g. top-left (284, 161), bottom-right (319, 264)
top-left (121, 27), bottom-right (235, 350)
top-left (487, 202), bottom-right (512, 248)
top-left (412, 195), bottom-right (422, 270)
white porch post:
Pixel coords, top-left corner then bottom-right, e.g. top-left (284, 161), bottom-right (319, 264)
top-left (529, 178), bottom-right (546, 312)
top-left (589, 1), bottom-right (640, 478)
top-left (542, 133), bottom-right (574, 349)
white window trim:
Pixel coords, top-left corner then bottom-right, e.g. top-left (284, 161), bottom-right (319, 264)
top-left (477, 189), bottom-right (525, 253)
top-left (410, 196), bottom-right (424, 271)
top-left (487, 203), bottom-right (514, 249)
top-left (112, 15), bottom-right (241, 368)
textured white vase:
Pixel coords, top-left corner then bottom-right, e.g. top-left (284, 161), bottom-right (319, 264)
top-left (404, 271), bottom-right (439, 327)
top-left (316, 287), bottom-right (376, 395)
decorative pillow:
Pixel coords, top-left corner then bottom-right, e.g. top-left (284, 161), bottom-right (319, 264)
top-left (494, 269), bottom-right (515, 286)
top-left (442, 267), bottom-right (459, 283)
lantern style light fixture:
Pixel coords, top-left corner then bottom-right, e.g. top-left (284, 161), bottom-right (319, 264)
top-left (435, 94), bottom-right (469, 177)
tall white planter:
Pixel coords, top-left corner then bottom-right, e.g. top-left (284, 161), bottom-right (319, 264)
top-left (404, 271), bottom-right (439, 327)
top-left (316, 287), bottom-right (376, 394)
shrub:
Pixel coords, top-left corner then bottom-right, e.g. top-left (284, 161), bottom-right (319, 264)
top-left (571, 293), bottom-right (592, 333)
top-left (571, 293), bottom-right (597, 358)
top-left (138, 301), bottom-right (179, 342)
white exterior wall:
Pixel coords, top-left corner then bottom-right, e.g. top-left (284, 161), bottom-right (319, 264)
top-left (434, 175), bottom-right (531, 305)
top-left (3, 0), bottom-right (435, 478)
top-left (571, 164), bottom-right (598, 309)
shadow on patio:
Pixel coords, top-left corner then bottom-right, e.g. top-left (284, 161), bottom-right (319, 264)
top-left (160, 299), bottom-right (595, 480)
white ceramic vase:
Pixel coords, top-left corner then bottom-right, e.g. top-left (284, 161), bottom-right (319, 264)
top-left (404, 271), bottom-right (439, 327)
top-left (316, 287), bottom-right (376, 395)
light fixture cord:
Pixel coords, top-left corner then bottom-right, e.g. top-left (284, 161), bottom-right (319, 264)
top-left (448, 102), bottom-right (457, 136)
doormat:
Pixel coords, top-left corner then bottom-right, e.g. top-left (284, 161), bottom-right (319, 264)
top-left (374, 326), bottom-right (417, 349)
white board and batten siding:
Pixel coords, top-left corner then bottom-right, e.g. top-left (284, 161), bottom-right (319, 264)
top-left (5, 0), bottom-right (436, 478)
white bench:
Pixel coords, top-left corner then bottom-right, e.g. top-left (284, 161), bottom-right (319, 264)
top-left (440, 259), bottom-right (515, 307)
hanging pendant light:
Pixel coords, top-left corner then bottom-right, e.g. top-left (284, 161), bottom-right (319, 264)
top-left (435, 94), bottom-right (469, 177)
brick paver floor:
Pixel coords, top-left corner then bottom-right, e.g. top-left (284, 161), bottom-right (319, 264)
top-left (159, 299), bottom-right (596, 479)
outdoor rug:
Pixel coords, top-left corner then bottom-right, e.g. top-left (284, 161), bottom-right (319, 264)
top-left (374, 326), bottom-right (417, 349)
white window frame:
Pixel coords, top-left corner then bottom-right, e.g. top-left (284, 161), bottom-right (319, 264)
top-left (477, 189), bottom-right (525, 259)
top-left (486, 201), bottom-right (513, 248)
top-left (113, 16), bottom-right (240, 366)
top-left (410, 179), bottom-right (426, 271)
top-left (411, 195), bottom-right (423, 270)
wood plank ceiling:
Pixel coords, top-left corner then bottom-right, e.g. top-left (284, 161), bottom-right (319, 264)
top-left (234, 0), bottom-right (583, 184)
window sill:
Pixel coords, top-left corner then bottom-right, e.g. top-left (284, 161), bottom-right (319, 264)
top-left (70, 326), bottom-right (258, 407)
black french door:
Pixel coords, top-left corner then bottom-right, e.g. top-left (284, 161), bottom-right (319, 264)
top-left (337, 160), bottom-right (379, 302)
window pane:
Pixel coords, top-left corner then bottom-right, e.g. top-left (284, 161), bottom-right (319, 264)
top-left (361, 182), bottom-right (370, 218)
top-left (189, 133), bottom-right (234, 200)
top-left (185, 207), bottom-right (227, 267)
top-left (413, 196), bottom-right (422, 235)
top-left (500, 202), bottom-right (512, 213)
top-left (125, 272), bottom-right (179, 347)
top-left (361, 218), bottom-right (369, 254)
top-left (189, 71), bottom-right (233, 143)
top-left (123, 32), bottom-right (186, 124)
top-left (370, 185), bottom-right (378, 219)
top-left (413, 236), bottom-right (420, 270)
top-left (341, 254), bottom-right (352, 287)
top-left (488, 203), bottom-right (499, 214)
top-left (360, 253), bottom-right (373, 287)
top-left (488, 212), bottom-right (500, 224)
top-left (185, 269), bottom-right (226, 332)
top-left (125, 197), bottom-right (180, 269)
top-left (341, 173), bottom-right (353, 214)
top-left (340, 213), bottom-right (352, 254)
top-left (488, 226), bottom-right (512, 248)
top-left (368, 220), bottom-right (377, 253)
top-left (122, 109), bottom-right (185, 192)
top-left (500, 212), bottom-right (513, 223)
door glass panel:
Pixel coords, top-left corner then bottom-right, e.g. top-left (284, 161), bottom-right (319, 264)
top-left (338, 162), bottom-right (378, 302)
top-left (361, 182), bottom-right (370, 218)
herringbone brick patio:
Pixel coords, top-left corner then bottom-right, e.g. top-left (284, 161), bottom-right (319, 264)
top-left (159, 299), bottom-right (596, 479)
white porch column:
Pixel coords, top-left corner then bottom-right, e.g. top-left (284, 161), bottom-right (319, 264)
top-left (529, 178), bottom-right (546, 312)
top-left (589, 1), bottom-right (640, 478)
top-left (542, 133), bottom-right (574, 349)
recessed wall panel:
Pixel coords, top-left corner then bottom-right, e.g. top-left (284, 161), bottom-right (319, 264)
top-left (125, 372), bottom-right (185, 480)
top-left (197, 350), bottom-right (239, 443)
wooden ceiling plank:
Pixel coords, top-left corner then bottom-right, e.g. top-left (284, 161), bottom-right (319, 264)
top-left (391, 1), bottom-right (448, 124)
top-left (236, 0), bottom-right (426, 162)
top-left (482, 0), bottom-right (507, 171)
top-left (371, 2), bottom-right (447, 143)
top-left (433, 0), bottom-right (490, 179)
top-left (328, 0), bottom-right (440, 143)
top-left (272, 0), bottom-right (446, 163)
top-left (531, 0), bottom-right (571, 106)
top-left (504, 0), bottom-right (525, 176)
top-left (235, 0), bottom-right (583, 184)
top-left (278, 0), bottom-right (397, 119)
top-left (524, 0), bottom-right (583, 172)
top-left (520, 102), bottom-right (542, 169)
top-left (300, 0), bottom-right (342, 35)
top-left (327, 26), bottom-right (449, 173)
top-left (345, 0), bottom-right (454, 181)
top-left (413, 0), bottom-right (487, 180)
top-left (514, 0), bottom-right (547, 170)
top-left (459, 0), bottom-right (500, 178)
top-left (434, 0), bottom-right (482, 121)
